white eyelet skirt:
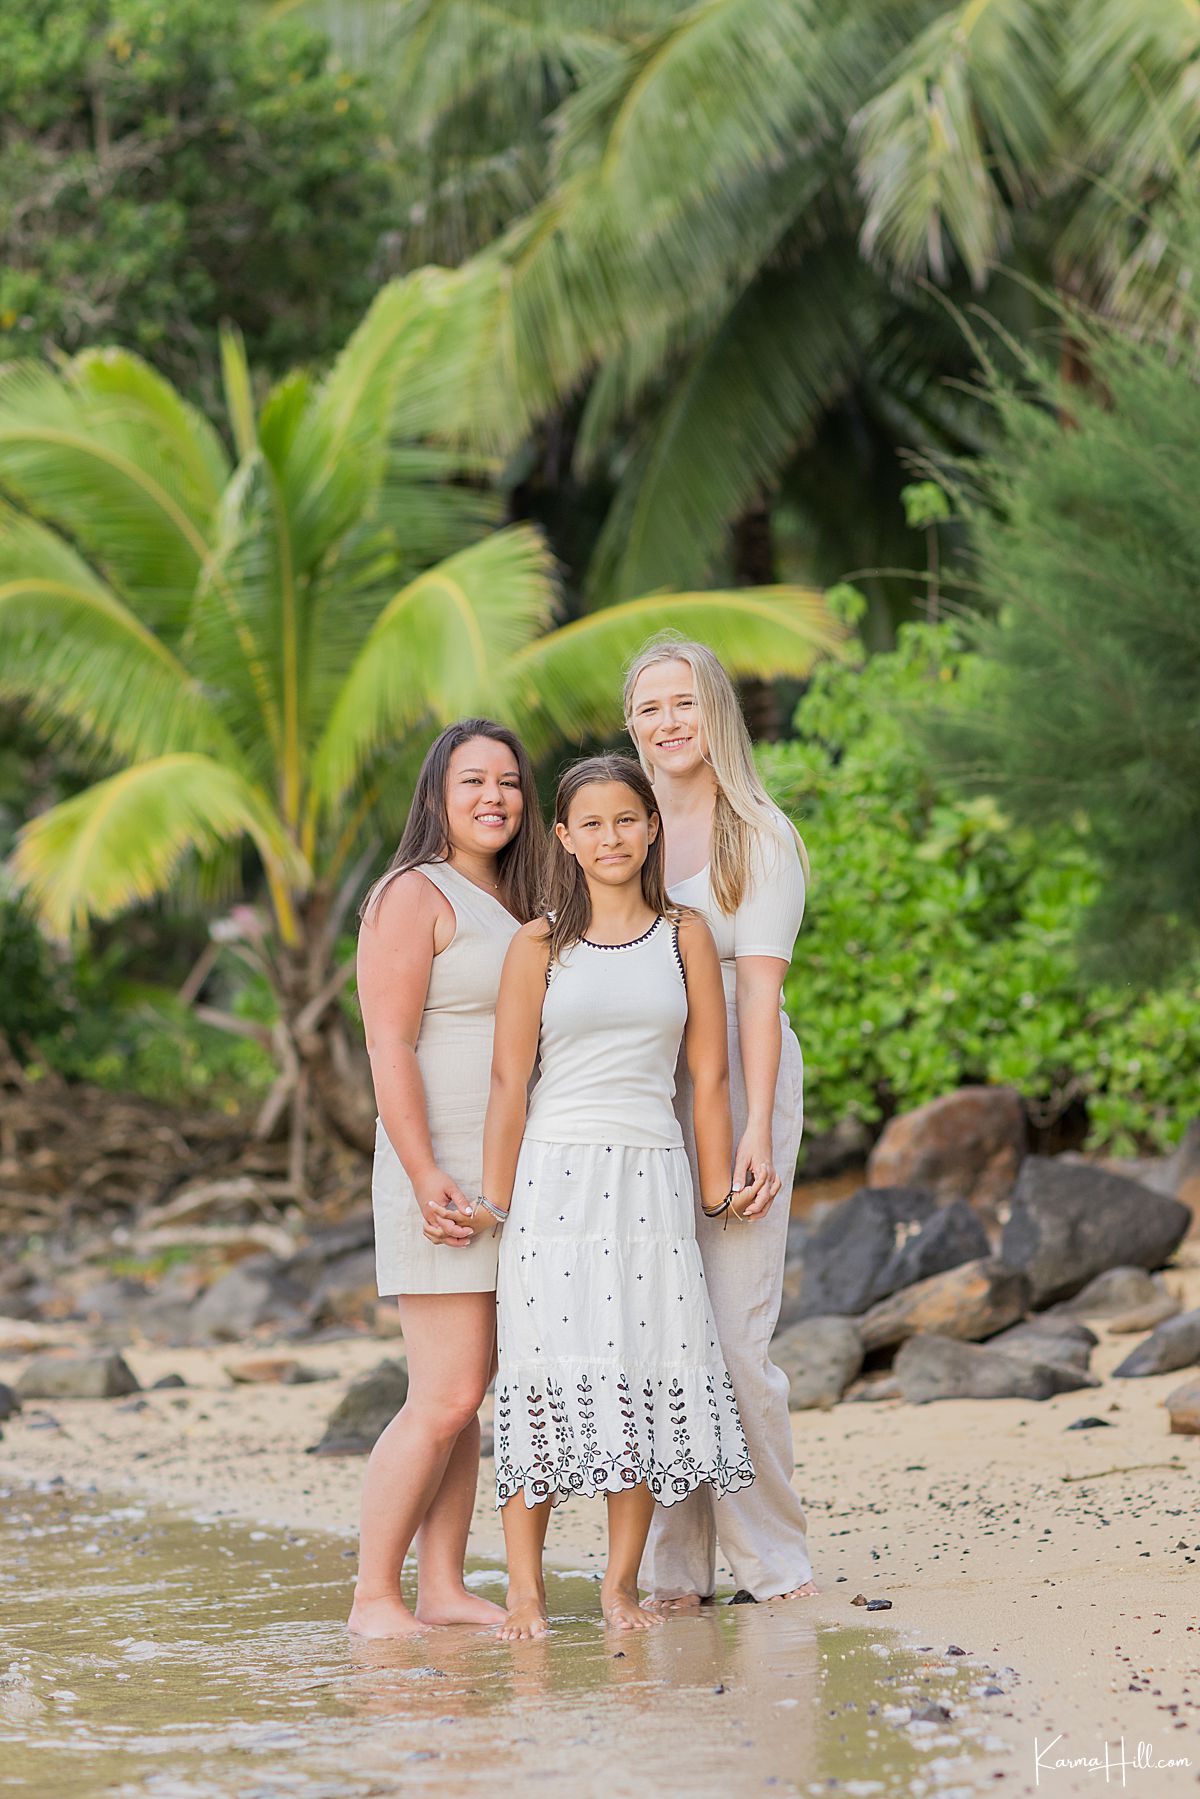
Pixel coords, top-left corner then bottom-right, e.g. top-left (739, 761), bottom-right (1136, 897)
top-left (494, 1138), bottom-right (755, 1508)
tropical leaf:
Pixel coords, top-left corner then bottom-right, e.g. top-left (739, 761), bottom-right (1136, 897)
top-left (0, 358), bottom-right (220, 635)
top-left (853, 0), bottom-right (1064, 286)
top-left (585, 250), bottom-right (869, 604)
top-left (13, 754), bottom-right (306, 937)
top-left (0, 511), bottom-right (231, 769)
top-left (495, 586), bottom-right (851, 756)
top-left (310, 523), bottom-right (558, 810)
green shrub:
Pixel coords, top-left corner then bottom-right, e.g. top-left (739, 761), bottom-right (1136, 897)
top-left (763, 622), bottom-right (1200, 1154)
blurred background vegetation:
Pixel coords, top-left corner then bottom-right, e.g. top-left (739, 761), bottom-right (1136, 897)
top-left (1, 0), bottom-right (1198, 1167)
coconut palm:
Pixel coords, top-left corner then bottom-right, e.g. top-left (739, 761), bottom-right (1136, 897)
top-left (0, 259), bottom-right (846, 1184)
top-left (294, 0), bottom-right (1200, 628)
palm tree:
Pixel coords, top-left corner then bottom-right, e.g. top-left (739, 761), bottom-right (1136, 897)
top-left (0, 260), bottom-right (846, 1188)
top-left (289, 1), bottom-right (1200, 632)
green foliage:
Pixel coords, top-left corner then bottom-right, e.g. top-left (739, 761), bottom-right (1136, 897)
top-left (0, 0), bottom-right (395, 405)
top-left (935, 308), bottom-right (1200, 978)
top-left (761, 623), bottom-right (1200, 1154)
top-left (0, 892), bottom-right (273, 1108)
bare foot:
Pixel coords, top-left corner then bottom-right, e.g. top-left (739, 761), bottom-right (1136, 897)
top-left (765, 1580), bottom-right (819, 1600)
top-left (643, 1592), bottom-right (703, 1615)
top-left (601, 1585), bottom-right (663, 1632)
top-left (347, 1594), bottom-right (427, 1639)
top-left (497, 1593), bottom-right (549, 1641)
top-left (416, 1590), bottom-right (507, 1628)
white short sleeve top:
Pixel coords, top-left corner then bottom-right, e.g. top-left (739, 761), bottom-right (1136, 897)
top-left (669, 809), bottom-right (805, 986)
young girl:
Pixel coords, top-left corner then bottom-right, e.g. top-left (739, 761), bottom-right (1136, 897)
top-left (350, 718), bottom-right (544, 1639)
top-left (455, 753), bottom-right (755, 1639)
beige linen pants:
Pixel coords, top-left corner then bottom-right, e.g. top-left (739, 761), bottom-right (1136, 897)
top-left (641, 1005), bottom-right (813, 1600)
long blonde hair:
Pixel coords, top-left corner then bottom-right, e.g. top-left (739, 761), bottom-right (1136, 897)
top-left (622, 635), bottom-right (809, 915)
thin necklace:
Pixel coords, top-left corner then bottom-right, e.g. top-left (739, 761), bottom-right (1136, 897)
top-left (452, 861), bottom-right (500, 893)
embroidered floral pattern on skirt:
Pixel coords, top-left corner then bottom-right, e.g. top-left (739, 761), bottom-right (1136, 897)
top-left (495, 1139), bottom-right (754, 1509)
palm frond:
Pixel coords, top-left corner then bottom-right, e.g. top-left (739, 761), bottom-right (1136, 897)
top-left (311, 523), bottom-right (558, 811)
top-left (853, 0), bottom-right (1064, 287)
top-left (496, 586), bottom-right (851, 757)
top-left (0, 510), bottom-right (232, 769)
top-left (13, 754), bottom-right (306, 938)
top-left (585, 252), bottom-right (868, 604)
top-left (0, 358), bottom-right (221, 636)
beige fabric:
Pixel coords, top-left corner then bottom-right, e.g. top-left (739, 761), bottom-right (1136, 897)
top-left (372, 861), bottom-right (519, 1296)
top-left (641, 838), bottom-right (813, 1599)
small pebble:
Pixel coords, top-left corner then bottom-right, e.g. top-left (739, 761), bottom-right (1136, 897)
top-left (866, 1599), bottom-right (892, 1611)
top-left (1066, 1416), bottom-right (1112, 1430)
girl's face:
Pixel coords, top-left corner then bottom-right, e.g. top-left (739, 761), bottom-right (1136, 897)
top-left (444, 737), bottom-right (524, 858)
top-left (627, 658), bottom-right (706, 778)
top-left (556, 781), bottom-right (658, 888)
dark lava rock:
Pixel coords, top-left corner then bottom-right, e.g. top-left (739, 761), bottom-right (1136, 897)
top-left (988, 1318), bottom-right (1097, 1374)
top-left (1053, 1267), bottom-right (1171, 1318)
top-left (16, 1351), bottom-right (141, 1401)
top-left (1066, 1416), bottom-right (1112, 1430)
top-left (783, 1187), bottom-right (936, 1322)
top-left (859, 1258), bottom-right (1029, 1353)
top-left (894, 1333), bottom-right (1096, 1404)
top-left (866, 1599), bottom-right (893, 1611)
top-left (189, 1257), bottom-right (307, 1343)
top-left (1112, 1308), bottom-right (1200, 1379)
top-left (772, 1315), bottom-right (864, 1410)
top-left (1000, 1159), bottom-right (1189, 1308)
top-left (309, 1358), bottom-right (409, 1455)
top-left (866, 1086), bottom-right (1026, 1216)
top-left (0, 1382), bottom-right (21, 1420)
top-left (876, 1201), bottom-right (990, 1298)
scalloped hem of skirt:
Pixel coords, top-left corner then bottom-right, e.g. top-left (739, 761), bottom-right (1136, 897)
top-left (494, 1460), bottom-right (756, 1510)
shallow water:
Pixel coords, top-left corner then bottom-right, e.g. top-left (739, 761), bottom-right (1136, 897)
top-left (1, 1483), bottom-right (1004, 1798)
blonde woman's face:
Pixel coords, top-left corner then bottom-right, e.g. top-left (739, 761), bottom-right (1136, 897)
top-left (628, 659), bottom-right (706, 777)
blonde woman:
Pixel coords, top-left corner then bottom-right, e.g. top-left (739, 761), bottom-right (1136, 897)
top-left (624, 638), bottom-right (817, 1607)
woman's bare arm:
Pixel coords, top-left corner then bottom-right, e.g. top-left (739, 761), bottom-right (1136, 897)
top-left (679, 914), bottom-right (733, 1211)
top-left (733, 957), bottom-right (790, 1215)
top-left (480, 922), bottom-right (550, 1216)
top-left (356, 871), bottom-right (471, 1245)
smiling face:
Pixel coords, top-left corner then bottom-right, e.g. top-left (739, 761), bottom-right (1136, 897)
top-left (444, 736), bottom-right (524, 858)
top-left (555, 780), bottom-right (659, 888)
top-left (627, 657), bottom-right (706, 778)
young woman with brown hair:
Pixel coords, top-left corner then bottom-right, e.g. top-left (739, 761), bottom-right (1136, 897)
top-left (349, 717), bottom-right (545, 1639)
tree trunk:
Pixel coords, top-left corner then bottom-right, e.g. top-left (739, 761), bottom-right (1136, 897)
top-left (731, 498), bottom-right (782, 741)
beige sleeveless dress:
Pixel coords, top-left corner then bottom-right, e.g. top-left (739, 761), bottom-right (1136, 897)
top-left (372, 861), bottom-right (520, 1296)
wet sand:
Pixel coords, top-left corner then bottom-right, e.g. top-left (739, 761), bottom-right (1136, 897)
top-left (3, 1251), bottom-right (1198, 1795)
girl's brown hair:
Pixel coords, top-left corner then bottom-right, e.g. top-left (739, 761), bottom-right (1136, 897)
top-left (361, 718), bottom-right (545, 923)
top-left (544, 753), bottom-right (672, 964)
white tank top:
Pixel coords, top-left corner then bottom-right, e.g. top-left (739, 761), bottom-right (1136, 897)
top-left (524, 915), bottom-right (686, 1150)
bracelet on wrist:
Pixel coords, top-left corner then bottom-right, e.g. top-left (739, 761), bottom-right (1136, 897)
top-left (473, 1194), bottom-right (510, 1226)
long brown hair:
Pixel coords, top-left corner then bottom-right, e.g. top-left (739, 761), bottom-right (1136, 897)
top-left (543, 754), bottom-right (673, 964)
top-left (361, 718), bottom-right (545, 923)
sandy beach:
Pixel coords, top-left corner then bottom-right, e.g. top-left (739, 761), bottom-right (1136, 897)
top-left (4, 1248), bottom-right (1198, 1797)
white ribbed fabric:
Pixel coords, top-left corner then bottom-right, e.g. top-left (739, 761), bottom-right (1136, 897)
top-left (641, 815), bottom-right (813, 1600)
top-left (523, 916), bottom-right (686, 1150)
top-left (495, 915), bottom-right (754, 1510)
top-left (371, 861), bottom-right (519, 1297)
